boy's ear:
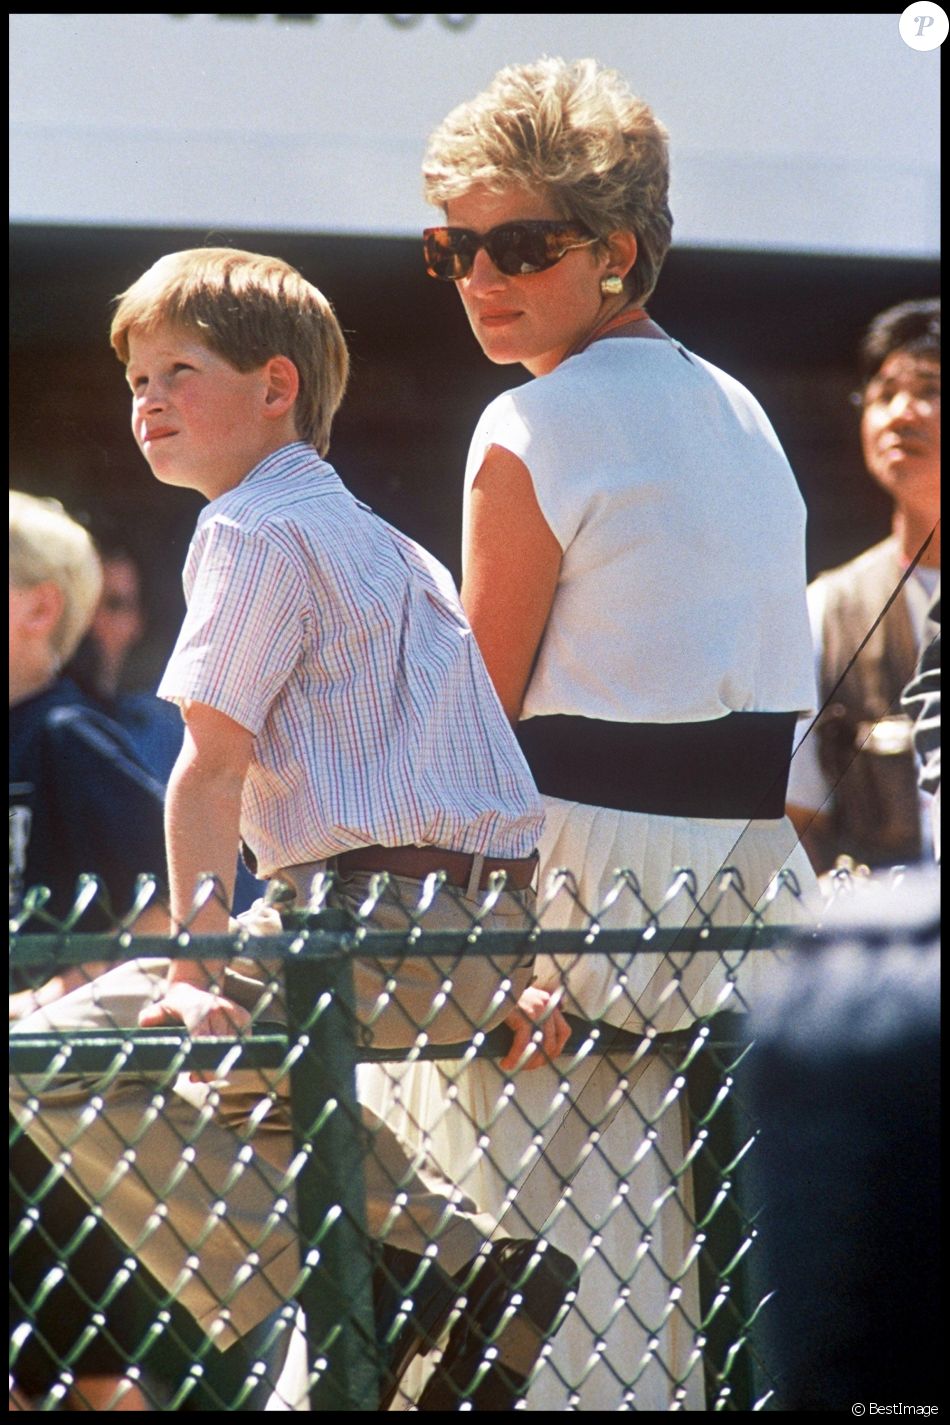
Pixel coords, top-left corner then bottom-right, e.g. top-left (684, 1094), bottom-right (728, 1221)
top-left (262, 355), bottom-right (300, 419)
top-left (20, 580), bottom-right (65, 644)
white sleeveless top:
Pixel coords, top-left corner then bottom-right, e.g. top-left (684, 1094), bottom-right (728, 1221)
top-left (464, 337), bottom-right (816, 724)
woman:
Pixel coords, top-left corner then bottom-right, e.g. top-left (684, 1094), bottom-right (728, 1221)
top-left (363, 57), bottom-right (818, 1411)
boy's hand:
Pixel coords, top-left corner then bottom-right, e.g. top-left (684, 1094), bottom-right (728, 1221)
top-left (501, 986), bottom-right (572, 1072)
top-left (9, 987), bottom-right (43, 1022)
top-left (9, 963), bottom-right (111, 1022)
top-left (138, 980), bottom-right (251, 1038)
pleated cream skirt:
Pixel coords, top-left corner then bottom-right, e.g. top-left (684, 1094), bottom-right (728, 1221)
top-left (530, 797), bottom-right (819, 1030)
top-left (361, 799), bottom-right (820, 1410)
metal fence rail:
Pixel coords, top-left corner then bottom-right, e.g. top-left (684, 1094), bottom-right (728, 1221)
top-left (10, 868), bottom-right (814, 1412)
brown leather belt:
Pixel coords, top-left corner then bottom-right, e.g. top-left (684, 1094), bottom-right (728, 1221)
top-left (329, 844), bottom-right (539, 892)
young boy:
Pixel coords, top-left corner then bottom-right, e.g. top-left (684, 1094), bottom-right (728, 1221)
top-left (10, 491), bottom-right (168, 1411)
top-left (12, 248), bottom-right (574, 1409)
top-left (9, 491), bottom-right (168, 947)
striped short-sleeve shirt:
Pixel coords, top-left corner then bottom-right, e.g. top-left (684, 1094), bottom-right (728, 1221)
top-left (157, 442), bottom-right (543, 877)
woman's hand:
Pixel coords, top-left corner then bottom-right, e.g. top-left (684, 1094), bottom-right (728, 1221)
top-left (501, 985), bottom-right (572, 1072)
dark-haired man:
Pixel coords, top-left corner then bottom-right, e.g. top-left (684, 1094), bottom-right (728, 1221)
top-left (787, 299), bottom-right (940, 871)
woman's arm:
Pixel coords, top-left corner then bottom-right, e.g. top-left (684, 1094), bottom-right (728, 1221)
top-left (463, 444), bottom-right (572, 1064)
top-left (462, 444), bottom-right (563, 725)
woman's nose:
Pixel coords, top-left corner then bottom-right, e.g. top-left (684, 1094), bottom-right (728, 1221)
top-left (465, 245), bottom-right (507, 291)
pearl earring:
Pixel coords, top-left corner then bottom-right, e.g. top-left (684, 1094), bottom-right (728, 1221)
top-left (600, 275), bottom-right (624, 296)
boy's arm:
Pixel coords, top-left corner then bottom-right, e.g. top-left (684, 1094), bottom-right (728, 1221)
top-left (139, 700), bottom-right (254, 1035)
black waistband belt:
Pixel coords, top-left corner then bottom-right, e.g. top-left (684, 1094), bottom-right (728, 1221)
top-left (516, 712), bottom-right (797, 820)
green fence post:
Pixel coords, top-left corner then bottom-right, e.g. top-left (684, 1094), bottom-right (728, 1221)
top-left (686, 1010), bottom-right (777, 1412)
top-left (283, 923), bottom-right (379, 1411)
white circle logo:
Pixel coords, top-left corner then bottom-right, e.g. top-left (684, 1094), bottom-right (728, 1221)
top-left (900, 2), bottom-right (949, 49)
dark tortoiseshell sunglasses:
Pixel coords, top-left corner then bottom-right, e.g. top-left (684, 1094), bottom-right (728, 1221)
top-left (423, 220), bottom-right (598, 281)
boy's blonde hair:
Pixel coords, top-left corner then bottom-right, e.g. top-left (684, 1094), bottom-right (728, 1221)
top-left (424, 57), bottom-right (673, 305)
top-left (9, 491), bottom-right (104, 664)
top-left (110, 248), bottom-right (350, 456)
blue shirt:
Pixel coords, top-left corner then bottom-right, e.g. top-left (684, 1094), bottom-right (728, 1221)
top-left (10, 678), bottom-right (168, 931)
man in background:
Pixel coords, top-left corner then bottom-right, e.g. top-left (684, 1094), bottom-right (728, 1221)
top-left (66, 534), bottom-right (184, 783)
top-left (787, 299), bottom-right (940, 871)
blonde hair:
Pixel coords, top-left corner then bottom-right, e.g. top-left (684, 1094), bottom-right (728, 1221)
top-left (424, 57), bottom-right (673, 305)
top-left (110, 247), bottom-right (350, 455)
top-left (9, 491), bottom-right (104, 663)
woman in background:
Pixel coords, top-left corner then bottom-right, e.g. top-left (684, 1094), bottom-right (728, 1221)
top-left (363, 57), bottom-right (818, 1410)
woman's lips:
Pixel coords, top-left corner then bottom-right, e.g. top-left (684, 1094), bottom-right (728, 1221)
top-left (479, 311), bottom-right (521, 327)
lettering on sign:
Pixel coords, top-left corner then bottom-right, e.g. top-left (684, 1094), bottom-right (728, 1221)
top-left (167, 14), bottom-right (478, 30)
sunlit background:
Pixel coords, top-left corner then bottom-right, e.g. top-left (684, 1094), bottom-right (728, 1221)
top-left (10, 13), bottom-right (940, 688)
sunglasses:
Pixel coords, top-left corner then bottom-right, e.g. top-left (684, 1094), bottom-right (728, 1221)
top-left (423, 220), bottom-right (598, 281)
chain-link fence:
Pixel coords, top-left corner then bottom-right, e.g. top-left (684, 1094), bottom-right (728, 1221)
top-left (10, 864), bottom-right (836, 1411)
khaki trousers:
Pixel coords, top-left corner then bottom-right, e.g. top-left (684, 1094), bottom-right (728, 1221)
top-left (10, 870), bottom-right (536, 1349)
